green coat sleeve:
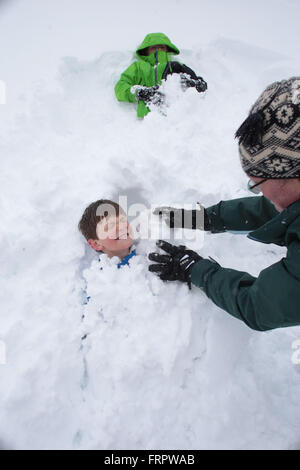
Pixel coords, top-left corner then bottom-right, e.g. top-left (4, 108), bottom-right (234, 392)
top-left (114, 62), bottom-right (140, 103)
top-left (206, 196), bottom-right (279, 233)
top-left (191, 238), bottom-right (300, 331)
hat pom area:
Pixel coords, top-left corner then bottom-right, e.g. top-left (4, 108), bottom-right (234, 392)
top-left (235, 111), bottom-right (265, 147)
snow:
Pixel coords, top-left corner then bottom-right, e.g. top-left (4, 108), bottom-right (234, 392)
top-left (1, 0), bottom-right (300, 450)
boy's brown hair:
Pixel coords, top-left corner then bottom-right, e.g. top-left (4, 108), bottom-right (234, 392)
top-left (78, 199), bottom-right (124, 241)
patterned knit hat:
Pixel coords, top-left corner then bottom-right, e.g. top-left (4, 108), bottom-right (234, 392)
top-left (236, 77), bottom-right (300, 178)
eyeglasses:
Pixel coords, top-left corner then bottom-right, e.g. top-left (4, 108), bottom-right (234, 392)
top-left (247, 178), bottom-right (268, 194)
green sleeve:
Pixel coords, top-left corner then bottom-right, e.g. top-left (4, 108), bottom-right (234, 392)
top-left (114, 62), bottom-right (140, 103)
top-left (191, 240), bottom-right (300, 331)
top-left (206, 196), bottom-right (279, 233)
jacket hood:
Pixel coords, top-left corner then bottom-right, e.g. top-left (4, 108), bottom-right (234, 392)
top-left (136, 33), bottom-right (180, 56)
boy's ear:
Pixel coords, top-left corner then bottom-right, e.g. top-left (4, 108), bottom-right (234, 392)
top-left (88, 239), bottom-right (104, 251)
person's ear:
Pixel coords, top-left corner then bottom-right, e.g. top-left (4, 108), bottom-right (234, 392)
top-left (88, 239), bottom-right (104, 251)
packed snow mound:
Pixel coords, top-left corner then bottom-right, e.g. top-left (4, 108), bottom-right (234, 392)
top-left (1, 38), bottom-right (300, 450)
top-left (81, 251), bottom-right (195, 378)
top-left (77, 248), bottom-right (208, 449)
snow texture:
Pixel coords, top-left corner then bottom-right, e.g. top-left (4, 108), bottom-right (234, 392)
top-left (0, 0), bottom-right (300, 450)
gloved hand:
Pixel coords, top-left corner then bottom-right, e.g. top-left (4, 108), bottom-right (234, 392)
top-left (150, 89), bottom-right (165, 106)
top-left (153, 205), bottom-right (208, 230)
top-left (195, 77), bottom-right (207, 92)
top-left (148, 240), bottom-right (203, 288)
top-left (135, 86), bottom-right (165, 105)
top-left (180, 75), bottom-right (207, 93)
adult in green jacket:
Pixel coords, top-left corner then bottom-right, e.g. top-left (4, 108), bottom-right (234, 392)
top-left (114, 32), bottom-right (207, 118)
top-left (149, 77), bottom-right (300, 331)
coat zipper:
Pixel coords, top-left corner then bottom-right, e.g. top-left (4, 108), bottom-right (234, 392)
top-left (154, 51), bottom-right (158, 85)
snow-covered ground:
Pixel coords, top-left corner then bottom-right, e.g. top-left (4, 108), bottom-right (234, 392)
top-left (1, 0), bottom-right (300, 450)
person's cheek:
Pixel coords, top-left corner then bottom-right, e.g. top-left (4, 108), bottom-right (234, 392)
top-left (107, 227), bottom-right (116, 240)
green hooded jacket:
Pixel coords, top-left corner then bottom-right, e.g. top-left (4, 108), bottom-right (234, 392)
top-left (114, 33), bottom-right (180, 118)
top-left (191, 196), bottom-right (300, 331)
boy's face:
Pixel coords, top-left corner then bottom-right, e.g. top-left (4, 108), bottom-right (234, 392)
top-left (89, 214), bottom-right (133, 254)
top-left (145, 44), bottom-right (168, 55)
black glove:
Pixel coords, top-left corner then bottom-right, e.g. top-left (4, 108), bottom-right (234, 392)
top-left (150, 89), bottom-right (165, 106)
top-left (148, 240), bottom-right (202, 288)
top-left (195, 77), bottom-right (207, 92)
top-left (135, 86), bottom-right (165, 105)
top-left (180, 75), bottom-right (207, 93)
top-left (153, 205), bottom-right (210, 230)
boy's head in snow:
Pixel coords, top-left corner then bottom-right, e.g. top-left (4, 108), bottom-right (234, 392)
top-left (78, 199), bottom-right (133, 259)
top-left (136, 33), bottom-right (180, 57)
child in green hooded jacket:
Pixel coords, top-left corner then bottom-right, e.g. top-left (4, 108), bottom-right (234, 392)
top-left (115, 32), bottom-right (207, 118)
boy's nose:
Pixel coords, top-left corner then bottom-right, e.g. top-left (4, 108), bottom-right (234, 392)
top-left (117, 222), bottom-right (128, 237)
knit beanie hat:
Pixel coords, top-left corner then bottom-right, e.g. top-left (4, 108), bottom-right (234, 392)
top-left (236, 77), bottom-right (300, 178)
